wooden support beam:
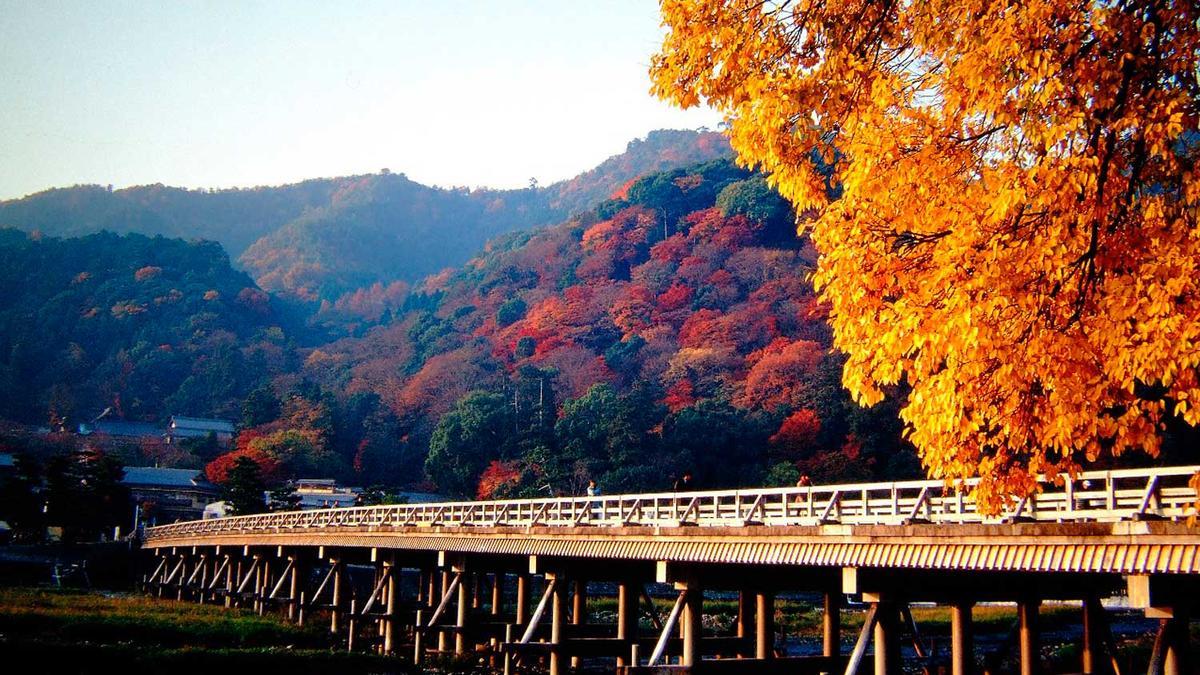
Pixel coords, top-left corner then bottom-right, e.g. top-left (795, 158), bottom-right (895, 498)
top-left (648, 589), bottom-right (688, 666)
top-left (384, 561), bottom-right (398, 655)
top-left (206, 555), bottom-right (229, 591)
top-left (162, 556), bottom-right (186, 586)
top-left (842, 604), bottom-right (877, 675)
top-left (873, 601), bottom-right (900, 675)
top-left (235, 557), bottom-right (259, 594)
top-left (492, 573), bottom-right (504, 617)
top-left (1081, 596), bottom-right (1098, 675)
top-left (519, 577), bottom-right (557, 644)
top-left (227, 558), bottom-right (241, 608)
top-left (359, 565), bottom-right (392, 616)
top-left (572, 579), bottom-right (587, 668)
top-left (1163, 609), bottom-right (1190, 675)
top-left (823, 591), bottom-right (841, 660)
top-left (425, 571), bottom-right (463, 631)
top-left (550, 574), bottom-right (566, 675)
top-left (456, 571), bottom-right (470, 654)
top-left (438, 570), bottom-right (451, 653)
top-left (755, 591), bottom-right (774, 660)
top-left (268, 557), bottom-right (295, 599)
top-left (287, 557), bottom-right (301, 621)
top-left (1018, 599), bottom-right (1040, 675)
top-left (330, 559), bottom-right (343, 634)
top-left (618, 579), bottom-right (638, 668)
top-left (644, 585), bottom-right (665, 632)
top-left (146, 557), bottom-right (168, 585)
top-left (413, 609), bottom-right (426, 665)
top-left (951, 600), bottom-right (974, 675)
top-left (516, 572), bottom-right (531, 625)
top-left (681, 584), bottom-right (703, 667)
top-left (736, 591), bottom-right (752, 658)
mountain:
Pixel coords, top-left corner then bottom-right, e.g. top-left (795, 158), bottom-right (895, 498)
top-left (0, 229), bottom-right (297, 425)
top-left (0, 154), bottom-right (916, 494)
top-left (272, 158), bottom-right (916, 493)
top-left (0, 129), bottom-right (732, 302)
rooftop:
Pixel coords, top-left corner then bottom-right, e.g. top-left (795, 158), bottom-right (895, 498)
top-left (123, 466), bottom-right (216, 489)
top-left (169, 416), bottom-right (235, 433)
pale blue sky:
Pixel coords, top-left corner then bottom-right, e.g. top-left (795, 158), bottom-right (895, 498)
top-left (0, 1), bottom-right (721, 199)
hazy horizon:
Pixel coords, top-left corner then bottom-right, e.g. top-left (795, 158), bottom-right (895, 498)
top-left (0, 1), bottom-right (721, 201)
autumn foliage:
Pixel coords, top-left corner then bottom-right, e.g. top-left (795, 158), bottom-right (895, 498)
top-left (653, 0), bottom-right (1200, 509)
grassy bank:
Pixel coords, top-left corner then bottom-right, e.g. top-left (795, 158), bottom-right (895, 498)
top-left (0, 587), bottom-right (411, 674)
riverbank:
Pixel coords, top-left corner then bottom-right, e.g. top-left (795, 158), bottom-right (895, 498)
top-left (0, 587), bottom-right (413, 674)
top-left (0, 586), bottom-right (1180, 674)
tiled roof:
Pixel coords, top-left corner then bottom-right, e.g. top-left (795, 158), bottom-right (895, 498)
top-left (170, 416), bottom-right (235, 433)
top-left (122, 466), bottom-right (216, 489)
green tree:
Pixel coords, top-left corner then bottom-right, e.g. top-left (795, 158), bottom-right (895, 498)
top-left (268, 483), bottom-right (301, 512)
top-left (0, 453), bottom-right (46, 542)
top-left (241, 385), bottom-right (281, 428)
top-left (223, 457), bottom-right (267, 515)
top-left (554, 384), bottom-right (665, 493)
top-left (425, 391), bottom-right (515, 497)
top-left (715, 177), bottom-right (796, 246)
top-left (43, 448), bottom-right (128, 542)
top-left (495, 297), bottom-right (527, 327)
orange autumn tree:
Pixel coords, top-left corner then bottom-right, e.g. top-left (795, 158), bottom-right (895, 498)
top-left (652, 0), bottom-right (1200, 510)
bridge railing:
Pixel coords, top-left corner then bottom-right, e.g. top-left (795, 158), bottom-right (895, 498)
top-left (146, 465), bottom-right (1198, 541)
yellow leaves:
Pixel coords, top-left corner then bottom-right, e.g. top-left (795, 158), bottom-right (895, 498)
top-left (652, 0), bottom-right (1200, 515)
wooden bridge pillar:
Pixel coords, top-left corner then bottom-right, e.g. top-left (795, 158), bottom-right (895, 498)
top-left (873, 600), bottom-right (901, 675)
top-left (329, 557), bottom-right (343, 634)
top-left (1163, 608), bottom-right (1191, 675)
top-left (253, 554), bottom-right (266, 615)
top-left (547, 572), bottom-right (566, 675)
top-left (736, 590), bottom-right (752, 657)
top-left (616, 578), bottom-right (637, 667)
top-left (824, 589), bottom-right (842, 659)
top-left (1081, 595), bottom-right (1098, 675)
top-left (679, 581), bottom-right (703, 667)
top-left (755, 590), bottom-right (774, 659)
top-left (571, 579), bottom-right (587, 668)
top-left (454, 564), bottom-right (471, 655)
top-left (516, 571), bottom-right (531, 624)
top-left (492, 572), bottom-right (504, 617)
top-left (224, 553), bottom-right (236, 608)
top-left (176, 553), bottom-right (188, 601)
top-left (438, 568), bottom-right (451, 653)
top-left (951, 600), bottom-right (974, 675)
top-left (381, 558), bottom-right (398, 654)
top-left (286, 554), bottom-right (300, 621)
top-left (1017, 598), bottom-right (1041, 675)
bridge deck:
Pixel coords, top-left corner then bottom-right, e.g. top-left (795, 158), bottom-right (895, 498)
top-left (145, 465), bottom-right (1200, 575)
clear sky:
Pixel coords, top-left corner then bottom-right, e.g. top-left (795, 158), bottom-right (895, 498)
top-left (0, 1), bottom-right (721, 200)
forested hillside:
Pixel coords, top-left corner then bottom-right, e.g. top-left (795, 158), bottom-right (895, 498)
top-left (0, 130), bottom-right (731, 303)
top-left (0, 134), bottom-right (919, 497)
top-left (0, 230), bottom-right (297, 424)
top-left (225, 158), bottom-right (917, 495)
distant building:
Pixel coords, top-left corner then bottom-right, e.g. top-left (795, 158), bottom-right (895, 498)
top-left (122, 466), bottom-right (221, 525)
top-left (165, 416), bottom-right (235, 446)
top-left (78, 409), bottom-right (162, 440)
top-left (288, 478), bottom-right (359, 510)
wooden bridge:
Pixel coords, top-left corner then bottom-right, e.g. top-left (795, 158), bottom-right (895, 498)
top-left (142, 465), bottom-right (1200, 675)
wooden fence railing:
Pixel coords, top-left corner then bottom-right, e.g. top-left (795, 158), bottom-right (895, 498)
top-left (145, 464), bottom-right (1199, 542)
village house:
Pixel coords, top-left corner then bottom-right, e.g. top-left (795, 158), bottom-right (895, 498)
top-left (122, 466), bottom-right (221, 525)
top-left (164, 416), bottom-right (235, 446)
